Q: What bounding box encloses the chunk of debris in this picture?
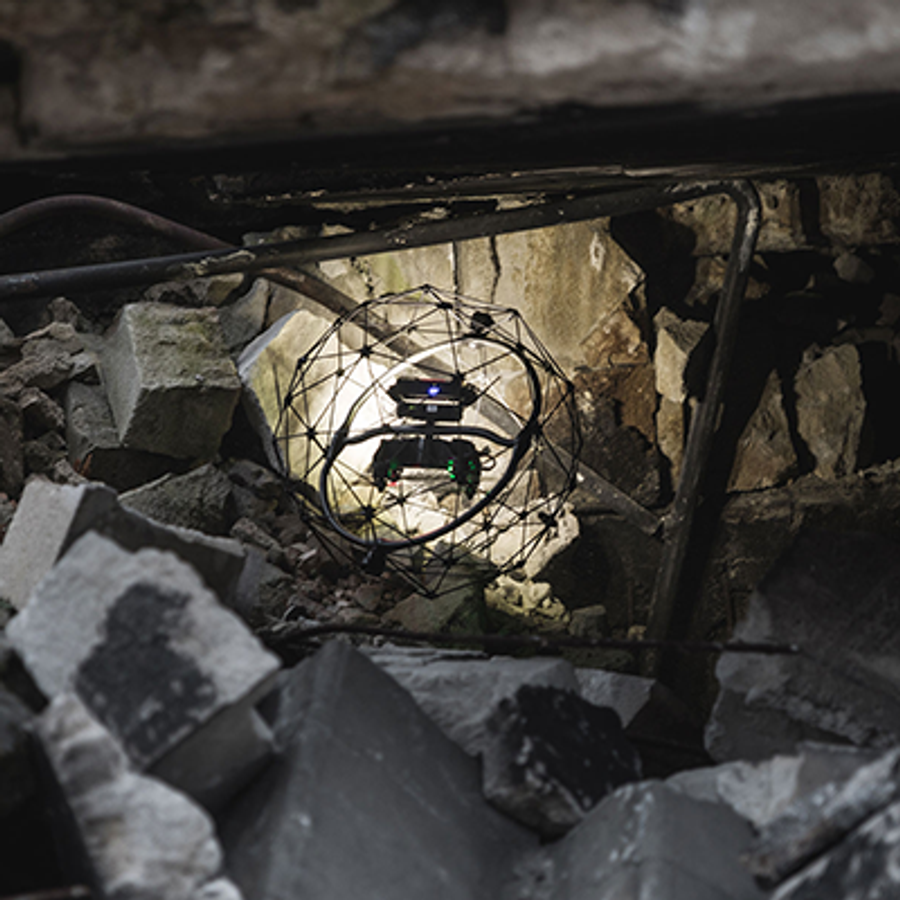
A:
[516,781,765,900]
[744,746,900,887]
[37,692,243,900]
[706,530,900,762]
[219,641,536,900]
[653,307,709,404]
[0,479,246,611]
[8,531,280,809]
[482,685,642,837]
[364,644,578,756]
[65,381,181,491]
[102,302,241,459]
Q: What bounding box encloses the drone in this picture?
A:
[273,286,581,596]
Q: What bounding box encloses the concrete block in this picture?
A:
[706,531,900,762]
[101,303,241,459]
[745,746,900,888]
[219,641,537,900]
[364,644,579,756]
[523,782,765,900]
[771,797,900,900]
[667,743,881,831]
[482,685,642,837]
[220,278,270,352]
[36,692,242,900]
[0,479,246,611]
[120,463,235,536]
[8,532,279,808]
[65,381,179,491]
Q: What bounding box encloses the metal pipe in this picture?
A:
[642,180,762,675]
[0,181,738,301]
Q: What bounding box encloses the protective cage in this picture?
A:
[274,285,582,598]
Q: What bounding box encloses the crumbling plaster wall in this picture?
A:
[1,0,900,155]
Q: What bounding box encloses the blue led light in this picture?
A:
[427,384,441,397]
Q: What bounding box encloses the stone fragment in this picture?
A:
[519,781,765,900]
[220,279,270,352]
[656,395,685,482]
[9,532,279,808]
[568,604,608,637]
[364,645,578,756]
[654,307,709,403]
[0,394,24,496]
[818,172,900,246]
[18,386,65,434]
[0,480,246,611]
[770,797,900,900]
[219,641,536,900]
[0,322,84,394]
[706,530,900,763]
[384,577,488,634]
[65,381,180,491]
[833,250,876,284]
[728,369,797,492]
[667,743,881,832]
[661,180,806,255]
[143,274,246,308]
[120,463,234,536]
[101,303,241,459]
[23,432,66,476]
[36,693,242,900]
[795,344,864,479]
[745,746,900,887]
[482,685,642,837]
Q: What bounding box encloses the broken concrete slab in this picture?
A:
[101,303,241,460]
[36,692,242,900]
[219,641,537,900]
[219,279,270,352]
[795,344,865,479]
[120,463,235,536]
[65,381,181,491]
[482,685,642,837]
[728,369,797,492]
[364,645,578,756]
[667,743,882,832]
[654,307,709,404]
[706,530,900,762]
[770,796,900,900]
[0,479,246,611]
[517,781,765,900]
[744,746,900,888]
[9,531,279,809]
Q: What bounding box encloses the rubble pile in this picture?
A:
[3,174,900,897]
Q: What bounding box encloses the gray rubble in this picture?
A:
[0,479,246,611]
[8,531,280,809]
[482,685,642,837]
[219,641,537,900]
[37,692,243,900]
[744,746,900,887]
[511,781,765,900]
[101,303,241,460]
[364,644,578,756]
[706,530,900,762]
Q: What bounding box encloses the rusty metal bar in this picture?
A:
[0,181,742,301]
[642,180,762,675]
[260,620,799,657]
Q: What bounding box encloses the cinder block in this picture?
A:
[0,479,245,611]
[219,641,536,900]
[8,532,280,809]
[102,303,241,459]
[37,692,243,900]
